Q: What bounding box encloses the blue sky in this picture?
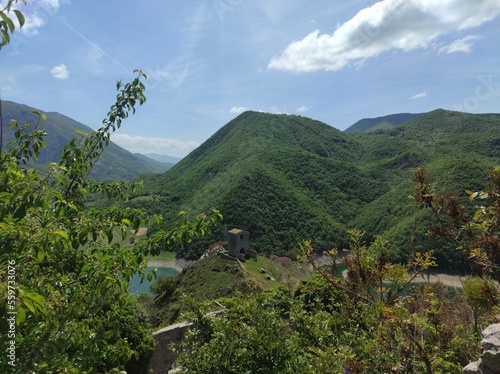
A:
[1,0,500,157]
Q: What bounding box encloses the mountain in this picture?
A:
[132,109,500,271]
[142,153,181,165]
[134,112,369,254]
[1,101,171,180]
[345,112,425,132]
[134,153,175,171]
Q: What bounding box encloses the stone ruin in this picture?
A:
[227,228,257,261]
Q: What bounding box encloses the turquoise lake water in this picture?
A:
[129,266,178,296]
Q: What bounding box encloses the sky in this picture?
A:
[1,0,500,158]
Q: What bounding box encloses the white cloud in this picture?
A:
[4,0,64,36]
[50,64,69,79]
[409,91,427,100]
[296,105,310,113]
[268,0,500,73]
[229,106,248,114]
[111,134,200,158]
[439,35,481,54]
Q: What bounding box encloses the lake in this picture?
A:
[129,266,178,296]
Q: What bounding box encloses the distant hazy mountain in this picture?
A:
[142,153,181,165]
[1,101,171,180]
[345,112,425,132]
[133,109,500,270]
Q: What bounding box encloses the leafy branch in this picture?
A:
[411,166,500,280]
[0,0,25,50]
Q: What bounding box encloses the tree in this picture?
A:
[411,166,500,281]
[0,5,221,371]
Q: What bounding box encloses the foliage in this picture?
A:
[177,231,487,374]
[462,276,500,331]
[149,255,256,327]
[176,161,500,372]
[0,0,24,50]
[150,275,177,297]
[177,297,304,374]
[0,67,221,371]
[412,166,500,280]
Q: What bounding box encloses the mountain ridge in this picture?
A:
[345,112,425,132]
[1,100,171,180]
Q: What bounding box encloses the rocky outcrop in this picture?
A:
[463,323,500,374]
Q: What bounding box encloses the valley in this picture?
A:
[3,97,500,373]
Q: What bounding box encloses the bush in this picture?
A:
[150,275,178,297]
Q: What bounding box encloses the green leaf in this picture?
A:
[0,11,15,32]
[15,306,26,326]
[147,270,154,282]
[106,228,113,243]
[36,250,45,262]
[1,29,10,45]
[13,9,25,28]
[54,230,69,240]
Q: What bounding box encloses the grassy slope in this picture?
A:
[150,254,312,328]
[150,255,251,326]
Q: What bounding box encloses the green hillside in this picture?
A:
[134,112,369,253]
[1,100,171,180]
[131,109,500,271]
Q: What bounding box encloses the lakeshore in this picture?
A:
[146,257,194,273]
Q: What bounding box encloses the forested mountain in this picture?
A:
[143,153,181,165]
[132,109,500,270]
[345,112,424,132]
[0,101,171,180]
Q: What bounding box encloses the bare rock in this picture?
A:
[463,323,500,374]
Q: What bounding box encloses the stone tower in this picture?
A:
[227,228,256,261]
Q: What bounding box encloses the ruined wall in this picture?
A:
[149,310,223,373]
[148,321,192,374]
